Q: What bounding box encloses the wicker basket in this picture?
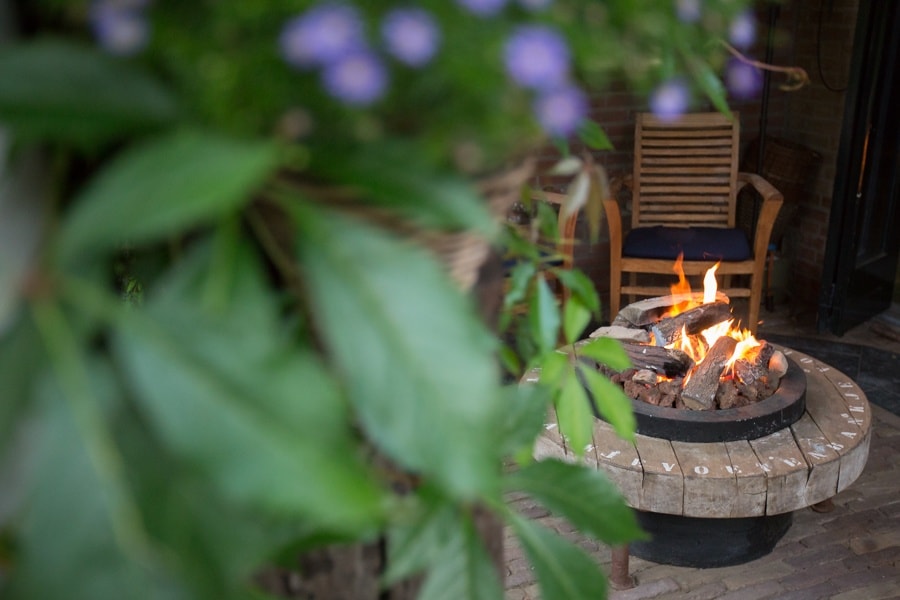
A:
[738,137,821,246]
[411,156,535,290]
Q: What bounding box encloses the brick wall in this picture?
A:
[536,0,859,323]
[758,0,858,316]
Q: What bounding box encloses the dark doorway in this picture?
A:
[818,0,900,335]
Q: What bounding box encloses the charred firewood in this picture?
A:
[620,342,694,378]
[612,292,729,328]
[651,302,733,345]
[682,336,738,410]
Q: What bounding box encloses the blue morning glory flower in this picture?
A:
[322,50,388,106]
[725,58,763,100]
[456,0,508,17]
[89,0,150,55]
[729,10,756,50]
[675,0,702,23]
[504,26,570,91]
[381,8,441,67]
[280,3,365,69]
[649,79,690,122]
[534,85,588,137]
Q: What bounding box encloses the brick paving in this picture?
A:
[504,404,900,599]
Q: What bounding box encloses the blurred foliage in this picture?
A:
[0,0,749,598]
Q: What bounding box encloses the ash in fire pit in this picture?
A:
[595,294,789,412]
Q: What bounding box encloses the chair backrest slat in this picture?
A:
[632,112,740,229]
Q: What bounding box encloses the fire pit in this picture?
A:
[528,259,871,578]
[586,260,806,443]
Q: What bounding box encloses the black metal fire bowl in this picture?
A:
[592,356,807,443]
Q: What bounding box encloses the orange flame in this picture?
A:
[663,260,761,380]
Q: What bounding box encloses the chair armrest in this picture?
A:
[737,172,782,203]
[737,172,784,260]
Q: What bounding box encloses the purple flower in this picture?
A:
[322,51,388,105]
[89,1,150,55]
[504,26,570,91]
[534,85,588,137]
[518,0,553,11]
[729,10,756,50]
[456,0,508,17]
[649,79,690,122]
[280,3,365,69]
[381,8,440,67]
[675,0,701,23]
[725,58,763,100]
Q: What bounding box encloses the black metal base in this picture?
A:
[630,510,793,568]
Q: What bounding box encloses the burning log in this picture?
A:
[651,301,733,345]
[732,341,776,386]
[588,325,651,344]
[620,342,694,378]
[612,292,729,328]
[681,336,738,410]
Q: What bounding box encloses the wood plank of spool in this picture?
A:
[748,428,810,515]
[590,419,643,508]
[633,434,683,515]
[808,357,871,492]
[651,301,733,345]
[533,408,576,464]
[789,413,840,506]
[724,440,768,517]
[671,441,737,518]
[681,335,738,410]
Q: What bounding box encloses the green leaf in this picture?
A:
[578,120,614,150]
[506,511,608,600]
[0,149,48,332]
[554,268,600,312]
[57,130,281,260]
[498,383,552,457]
[5,366,163,600]
[116,407,304,599]
[0,39,179,147]
[562,297,591,345]
[579,366,636,442]
[308,141,496,236]
[0,312,44,443]
[385,498,458,586]
[536,350,570,389]
[576,337,631,372]
[528,275,560,356]
[417,512,504,600]
[505,459,643,545]
[502,260,536,311]
[692,60,731,117]
[554,366,593,457]
[293,203,502,500]
[106,242,386,531]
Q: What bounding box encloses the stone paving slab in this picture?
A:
[504,404,900,599]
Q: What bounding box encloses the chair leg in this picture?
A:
[608,269,621,324]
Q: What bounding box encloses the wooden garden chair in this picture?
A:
[603,112,783,334]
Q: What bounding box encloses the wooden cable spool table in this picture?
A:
[529,345,872,586]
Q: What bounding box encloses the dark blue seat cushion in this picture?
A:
[622,226,751,261]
